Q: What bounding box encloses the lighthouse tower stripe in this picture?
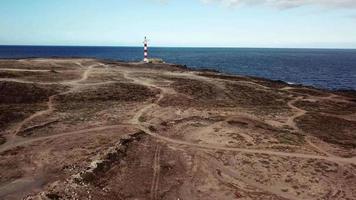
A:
[144,37,148,62]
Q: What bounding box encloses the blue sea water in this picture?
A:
[1,46,356,90]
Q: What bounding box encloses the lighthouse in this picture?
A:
[143,36,148,63]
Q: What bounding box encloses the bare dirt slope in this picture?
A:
[0,58,355,200]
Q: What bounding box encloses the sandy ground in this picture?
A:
[0,58,355,200]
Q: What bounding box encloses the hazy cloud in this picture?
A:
[200,0,356,9]
[148,0,169,4]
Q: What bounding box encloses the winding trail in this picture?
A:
[123,69,356,165]
[282,89,345,158]
[1,62,355,199]
[13,95,56,136]
[285,96,306,131]
[1,63,96,153]
[0,63,127,199]
[139,122,356,164]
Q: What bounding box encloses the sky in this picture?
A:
[0,0,356,48]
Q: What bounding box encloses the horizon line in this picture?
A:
[0,44,356,50]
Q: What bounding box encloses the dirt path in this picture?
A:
[123,68,356,165]
[1,63,96,153]
[0,125,126,194]
[150,145,162,200]
[140,123,356,164]
[205,155,300,200]
[14,95,56,136]
[0,78,61,85]
[0,68,51,72]
[17,63,94,132]
[0,63,125,154]
[0,62,118,199]
[0,125,129,154]
[305,136,336,157]
[0,123,131,199]
[284,95,341,158]
[66,63,96,84]
[317,93,353,103]
[1,95,57,155]
[2,61,355,199]
[285,96,306,131]
[281,86,354,104]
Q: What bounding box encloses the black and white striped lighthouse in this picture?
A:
[143,36,148,63]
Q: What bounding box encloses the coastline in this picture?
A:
[1,58,356,199]
[1,46,356,91]
[1,56,355,94]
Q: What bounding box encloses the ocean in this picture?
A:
[1,46,356,90]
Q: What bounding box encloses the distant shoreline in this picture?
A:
[1,45,356,50]
[1,46,355,91]
[2,58,356,199]
[1,57,355,95]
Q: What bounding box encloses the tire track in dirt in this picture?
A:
[139,123,356,164]
[305,136,335,157]
[150,145,161,200]
[204,155,300,200]
[124,69,356,165]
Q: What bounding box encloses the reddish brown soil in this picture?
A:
[296,113,356,149]
[294,99,356,115]
[0,81,64,104]
[57,82,158,103]
[0,103,48,131]
[0,58,355,200]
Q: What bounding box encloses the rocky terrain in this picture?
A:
[0,58,355,200]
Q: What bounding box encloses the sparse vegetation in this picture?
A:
[138,115,146,122]
[1,59,355,200]
[0,136,5,145]
[296,113,356,148]
[276,131,305,145]
[147,58,165,64]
